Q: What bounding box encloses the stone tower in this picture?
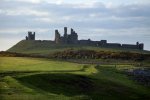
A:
[70,28,78,44]
[64,27,67,36]
[54,27,78,44]
[55,29,60,44]
[136,42,144,50]
[26,31,35,40]
[139,43,144,50]
[63,27,68,43]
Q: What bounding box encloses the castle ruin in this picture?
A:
[26,31,35,40]
[55,27,78,44]
[25,27,144,50]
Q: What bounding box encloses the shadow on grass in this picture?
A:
[14,73,150,100]
[16,73,94,96]
[0,68,84,77]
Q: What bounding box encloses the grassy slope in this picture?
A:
[7,40,150,54]
[0,57,150,100]
[0,57,83,72]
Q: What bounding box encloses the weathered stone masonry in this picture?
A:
[25,27,144,50]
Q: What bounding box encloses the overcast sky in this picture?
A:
[0,0,150,50]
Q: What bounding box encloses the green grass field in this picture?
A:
[0,57,150,100]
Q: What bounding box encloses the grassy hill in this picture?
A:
[0,57,150,100]
[7,40,150,55]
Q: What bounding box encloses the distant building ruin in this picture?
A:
[25,27,144,50]
[55,27,78,44]
[25,31,35,40]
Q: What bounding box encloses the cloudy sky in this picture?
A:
[0,0,150,50]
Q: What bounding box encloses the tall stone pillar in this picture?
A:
[64,27,67,35]
[71,28,74,34]
[55,30,60,43]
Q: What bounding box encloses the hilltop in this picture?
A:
[7,27,149,55]
[7,27,150,55]
[8,40,150,55]
[24,27,144,50]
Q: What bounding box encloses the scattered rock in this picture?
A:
[125,68,150,86]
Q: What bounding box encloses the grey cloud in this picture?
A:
[0,1,150,30]
[0,0,150,50]
[113,4,150,18]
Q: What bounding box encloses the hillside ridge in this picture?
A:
[8,40,150,54]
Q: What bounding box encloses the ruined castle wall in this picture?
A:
[78,40,91,45]
[139,44,144,50]
[67,32,78,44]
[25,32,35,40]
[51,27,144,50]
[104,43,121,47]
[122,44,138,49]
